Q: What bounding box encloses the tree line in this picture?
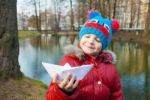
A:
[18,0,150,36]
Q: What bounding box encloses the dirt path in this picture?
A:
[0,77,47,100]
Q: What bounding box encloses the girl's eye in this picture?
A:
[95,38,101,43]
[104,24,110,32]
[85,35,90,38]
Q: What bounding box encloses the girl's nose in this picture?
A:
[88,37,95,44]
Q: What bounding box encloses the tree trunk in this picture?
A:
[89,0,92,9]
[33,0,39,31]
[38,0,41,31]
[143,0,150,36]
[70,0,74,31]
[129,0,134,28]
[45,0,48,30]
[108,0,111,18]
[136,0,141,28]
[113,0,117,18]
[0,0,22,79]
[53,0,61,32]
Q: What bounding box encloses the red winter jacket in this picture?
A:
[46,49,123,100]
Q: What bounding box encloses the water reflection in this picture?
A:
[110,42,150,100]
[19,35,150,100]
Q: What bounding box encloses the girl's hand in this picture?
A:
[52,73,79,93]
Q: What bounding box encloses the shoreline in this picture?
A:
[112,32,150,45]
[18,30,150,45]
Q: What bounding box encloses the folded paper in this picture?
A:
[42,62,93,81]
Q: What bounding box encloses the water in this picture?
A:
[19,34,150,100]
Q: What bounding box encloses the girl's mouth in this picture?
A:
[85,45,94,49]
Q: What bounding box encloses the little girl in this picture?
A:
[46,10,123,100]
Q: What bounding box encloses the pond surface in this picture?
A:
[19,34,150,100]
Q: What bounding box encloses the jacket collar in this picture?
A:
[64,45,117,64]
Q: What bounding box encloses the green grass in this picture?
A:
[18,75,48,89]
[33,79,48,89]
[18,30,41,38]
[57,31,78,35]
[18,30,79,38]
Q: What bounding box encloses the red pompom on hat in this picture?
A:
[112,19,120,31]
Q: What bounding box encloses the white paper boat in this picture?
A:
[42,62,93,81]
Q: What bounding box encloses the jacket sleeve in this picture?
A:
[110,65,124,100]
[46,83,70,100]
[46,55,80,100]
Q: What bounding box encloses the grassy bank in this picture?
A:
[0,77,48,100]
[18,30,78,38]
[18,30,150,45]
[55,31,78,36]
[18,30,41,38]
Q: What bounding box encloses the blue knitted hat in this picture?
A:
[79,10,119,50]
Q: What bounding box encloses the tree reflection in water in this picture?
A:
[110,42,150,100]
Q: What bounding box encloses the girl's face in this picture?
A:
[79,34,102,56]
